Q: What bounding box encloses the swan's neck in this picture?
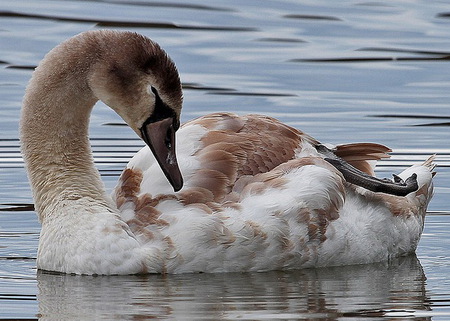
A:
[20,41,110,222]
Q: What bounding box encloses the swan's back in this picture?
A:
[114,113,434,273]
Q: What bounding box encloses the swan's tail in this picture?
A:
[397,155,436,201]
[422,154,437,175]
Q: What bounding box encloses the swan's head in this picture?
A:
[87,31,183,191]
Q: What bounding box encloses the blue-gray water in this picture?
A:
[1,0,450,319]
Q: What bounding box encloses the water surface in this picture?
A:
[1,0,449,319]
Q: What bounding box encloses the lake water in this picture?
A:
[1,0,450,319]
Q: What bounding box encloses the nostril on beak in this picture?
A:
[165,126,173,149]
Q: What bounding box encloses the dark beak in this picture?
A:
[140,117,183,192]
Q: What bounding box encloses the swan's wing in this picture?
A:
[334,142,391,176]
[113,112,325,226]
[114,113,393,213]
[120,112,317,197]
[112,113,435,272]
[188,112,317,175]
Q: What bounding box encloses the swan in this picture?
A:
[20,30,435,275]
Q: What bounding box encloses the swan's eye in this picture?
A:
[173,118,180,131]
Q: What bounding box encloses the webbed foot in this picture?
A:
[316,144,418,196]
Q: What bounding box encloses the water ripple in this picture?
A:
[99,0,235,12]
[283,14,342,21]
[290,56,450,63]
[0,10,256,31]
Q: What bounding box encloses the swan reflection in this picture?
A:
[37,255,431,320]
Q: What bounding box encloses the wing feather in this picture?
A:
[334,143,391,176]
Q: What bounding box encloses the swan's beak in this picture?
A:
[140,117,183,192]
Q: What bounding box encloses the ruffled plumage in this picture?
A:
[114,112,435,273]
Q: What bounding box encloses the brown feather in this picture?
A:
[334,143,391,175]
[186,169,230,200]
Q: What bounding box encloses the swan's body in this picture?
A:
[20,30,435,275]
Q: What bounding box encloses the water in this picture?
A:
[1,0,450,319]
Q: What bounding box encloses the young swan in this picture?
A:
[21,30,435,275]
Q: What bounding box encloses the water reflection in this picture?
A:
[37,255,430,320]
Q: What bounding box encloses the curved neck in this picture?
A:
[20,40,109,222]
